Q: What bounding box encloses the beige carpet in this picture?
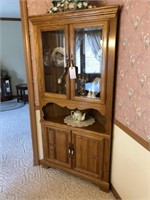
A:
[0,104,115,200]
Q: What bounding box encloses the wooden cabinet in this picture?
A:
[0,77,13,102]
[42,122,110,190]
[43,125,72,168]
[72,131,105,179]
[29,5,119,192]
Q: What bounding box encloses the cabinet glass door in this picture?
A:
[41,28,68,96]
[70,22,108,104]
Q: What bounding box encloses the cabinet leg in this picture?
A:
[16,89,19,102]
[42,164,50,169]
[22,89,26,104]
[40,159,50,169]
[99,185,110,193]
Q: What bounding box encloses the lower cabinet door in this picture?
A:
[72,131,104,179]
[43,125,72,168]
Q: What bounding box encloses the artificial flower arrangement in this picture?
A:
[47,0,96,14]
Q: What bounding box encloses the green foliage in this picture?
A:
[47,0,95,14]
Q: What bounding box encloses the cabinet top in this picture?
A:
[29,5,119,25]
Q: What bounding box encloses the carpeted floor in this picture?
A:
[0,104,115,200]
[0,98,25,112]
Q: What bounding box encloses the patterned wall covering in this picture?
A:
[27,0,150,142]
[113,0,150,142]
[27,0,51,16]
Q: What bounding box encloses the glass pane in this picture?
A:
[42,30,66,94]
[74,27,102,99]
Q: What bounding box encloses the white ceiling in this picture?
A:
[0,0,20,18]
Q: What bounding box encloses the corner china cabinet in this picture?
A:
[29,5,119,192]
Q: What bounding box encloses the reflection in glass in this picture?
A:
[42,30,66,94]
[74,27,102,99]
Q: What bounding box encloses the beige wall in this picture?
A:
[1,21,26,95]
[111,125,150,200]
[36,110,43,160]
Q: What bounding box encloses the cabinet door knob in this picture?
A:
[68,149,71,154]
[71,150,74,155]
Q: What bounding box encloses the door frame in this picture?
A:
[20,0,39,165]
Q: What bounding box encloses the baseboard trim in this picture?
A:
[0,17,21,21]
[110,183,122,200]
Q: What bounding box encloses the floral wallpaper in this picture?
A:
[27,0,150,142]
[27,0,51,16]
[113,0,150,141]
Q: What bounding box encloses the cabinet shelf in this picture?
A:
[41,116,107,135]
